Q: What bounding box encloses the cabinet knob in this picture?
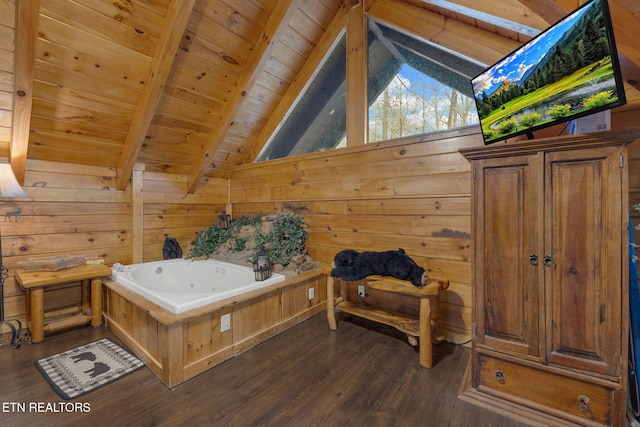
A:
[543,255,554,266]
[577,395,590,412]
[529,254,538,266]
[495,370,505,384]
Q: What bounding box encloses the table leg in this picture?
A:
[24,289,32,327]
[30,288,44,343]
[81,278,90,314]
[91,278,103,327]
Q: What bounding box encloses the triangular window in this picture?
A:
[258,33,347,161]
[258,19,483,161]
[367,20,481,142]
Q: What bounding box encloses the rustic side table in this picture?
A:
[16,264,112,343]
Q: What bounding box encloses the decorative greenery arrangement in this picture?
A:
[188,212,309,266]
[188,225,229,259]
[256,213,308,265]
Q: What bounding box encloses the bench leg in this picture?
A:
[419,296,433,368]
[326,276,337,330]
[29,288,45,343]
[430,293,444,344]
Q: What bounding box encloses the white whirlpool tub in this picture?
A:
[104,258,325,387]
[110,259,285,314]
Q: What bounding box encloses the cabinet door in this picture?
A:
[473,154,544,358]
[545,147,625,377]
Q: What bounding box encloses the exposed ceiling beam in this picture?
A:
[346,0,367,147]
[242,3,349,163]
[432,0,552,30]
[115,0,197,190]
[518,0,640,92]
[11,0,40,184]
[366,0,522,66]
[186,0,301,193]
[419,0,542,37]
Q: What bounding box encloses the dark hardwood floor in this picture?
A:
[0,314,528,427]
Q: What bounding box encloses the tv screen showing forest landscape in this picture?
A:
[472,0,626,145]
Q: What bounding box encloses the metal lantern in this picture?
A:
[218,210,231,229]
[253,246,271,281]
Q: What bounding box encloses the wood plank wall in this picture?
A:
[140,172,226,262]
[2,159,129,328]
[231,127,482,344]
[1,121,638,341]
[0,160,225,331]
[0,0,15,158]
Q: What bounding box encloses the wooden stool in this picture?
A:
[16,264,112,343]
[324,266,449,368]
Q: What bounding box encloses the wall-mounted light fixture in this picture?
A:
[0,162,29,348]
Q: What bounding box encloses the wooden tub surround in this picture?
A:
[104,268,326,388]
[325,267,449,368]
[16,264,112,343]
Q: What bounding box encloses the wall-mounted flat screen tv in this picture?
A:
[471,0,626,145]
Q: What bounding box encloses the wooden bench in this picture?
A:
[324,266,449,368]
[16,264,112,343]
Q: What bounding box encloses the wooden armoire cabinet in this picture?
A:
[459,130,639,426]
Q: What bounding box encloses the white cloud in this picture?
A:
[514,62,534,81]
[473,74,494,95]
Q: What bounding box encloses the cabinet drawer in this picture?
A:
[477,353,618,425]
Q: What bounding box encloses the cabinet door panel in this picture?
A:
[545,147,624,377]
[474,155,543,358]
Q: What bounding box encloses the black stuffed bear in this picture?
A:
[162,237,183,260]
[330,248,428,287]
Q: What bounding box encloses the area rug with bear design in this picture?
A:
[35,338,144,400]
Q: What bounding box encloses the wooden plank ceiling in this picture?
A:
[8,0,640,192]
